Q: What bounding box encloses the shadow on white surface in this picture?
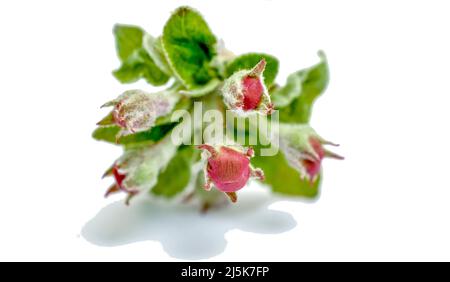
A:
[81,190,297,260]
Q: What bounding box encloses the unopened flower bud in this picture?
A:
[222,59,273,115]
[278,124,343,183]
[102,136,177,204]
[198,144,264,203]
[100,89,178,138]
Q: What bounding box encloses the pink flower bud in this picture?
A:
[279,124,343,183]
[112,164,126,189]
[198,144,264,202]
[222,59,273,115]
[301,137,326,181]
[103,163,139,205]
[101,90,178,138]
[242,76,263,110]
[101,136,178,205]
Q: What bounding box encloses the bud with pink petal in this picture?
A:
[278,124,343,183]
[222,59,273,115]
[103,136,177,204]
[198,144,264,202]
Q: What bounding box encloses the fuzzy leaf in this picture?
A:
[92,123,176,146]
[226,53,279,87]
[278,51,329,123]
[178,78,220,97]
[112,136,178,198]
[271,73,303,108]
[162,6,217,88]
[151,146,197,197]
[143,34,172,75]
[113,48,170,86]
[114,24,144,61]
[251,151,320,198]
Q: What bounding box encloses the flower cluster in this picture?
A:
[92,6,343,209]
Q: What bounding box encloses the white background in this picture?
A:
[1,0,450,261]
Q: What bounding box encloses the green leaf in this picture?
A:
[251,151,320,198]
[92,122,176,146]
[178,78,220,97]
[271,72,302,108]
[112,24,170,86]
[278,51,329,123]
[162,6,217,88]
[143,34,172,75]
[113,24,144,61]
[113,48,170,86]
[151,146,197,197]
[96,112,115,126]
[226,53,279,87]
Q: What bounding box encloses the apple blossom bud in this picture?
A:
[102,136,177,205]
[198,144,264,202]
[278,124,343,183]
[101,89,178,138]
[222,59,273,115]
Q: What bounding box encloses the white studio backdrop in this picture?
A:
[0,0,449,261]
